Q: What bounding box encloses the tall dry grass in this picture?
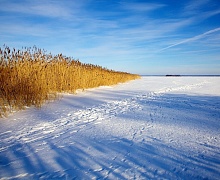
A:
[0,45,140,117]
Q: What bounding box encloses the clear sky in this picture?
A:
[0,0,220,75]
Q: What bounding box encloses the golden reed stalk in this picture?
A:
[0,46,140,117]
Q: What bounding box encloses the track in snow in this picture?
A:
[0,77,220,179]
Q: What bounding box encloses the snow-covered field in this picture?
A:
[0,76,220,180]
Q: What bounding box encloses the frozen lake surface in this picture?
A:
[0,76,220,179]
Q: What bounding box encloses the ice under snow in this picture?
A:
[0,76,220,179]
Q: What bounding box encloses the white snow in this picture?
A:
[0,76,220,179]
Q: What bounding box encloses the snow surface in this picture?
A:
[0,76,220,180]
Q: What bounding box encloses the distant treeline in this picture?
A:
[165,75,181,77]
[142,75,220,77]
[0,45,140,117]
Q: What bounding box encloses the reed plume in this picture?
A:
[0,46,140,117]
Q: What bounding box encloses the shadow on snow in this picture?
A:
[0,93,220,179]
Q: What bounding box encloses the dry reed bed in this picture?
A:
[0,46,140,117]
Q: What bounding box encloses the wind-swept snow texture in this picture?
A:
[0,77,220,180]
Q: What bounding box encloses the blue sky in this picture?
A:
[0,0,220,75]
